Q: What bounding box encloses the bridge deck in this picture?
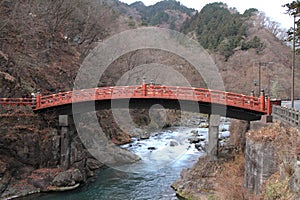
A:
[0,84,271,120]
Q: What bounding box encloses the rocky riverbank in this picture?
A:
[172,121,300,199]
[171,148,241,199]
[0,109,106,199]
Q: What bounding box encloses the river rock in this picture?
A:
[128,128,144,137]
[195,143,207,152]
[188,137,200,144]
[169,141,178,147]
[199,122,209,128]
[52,168,83,187]
[190,130,198,136]
[86,158,104,170]
[220,127,227,132]
[89,144,141,166]
[140,132,150,140]
[148,147,157,150]
[199,136,206,142]
[52,171,73,187]
[71,169,84,182]
[28,177,50,191]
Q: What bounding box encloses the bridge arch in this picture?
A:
[33,84,270,121]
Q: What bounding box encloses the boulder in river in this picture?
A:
[86,158,104,171]
[52,168,83,187]
[190,130,198,136]
[199,122,209,128]
[169,141,179,147]
[195,143,207,152]
[140,132,150,140]
[188,137,200,144]
[148,147,157,151]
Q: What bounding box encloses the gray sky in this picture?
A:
[119,0,292,29]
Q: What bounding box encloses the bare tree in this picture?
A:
[251,11,288,41]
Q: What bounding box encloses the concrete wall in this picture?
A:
[272,105,300,127]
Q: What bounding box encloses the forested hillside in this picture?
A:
[181,3,264,60]
[179,2,295,98]
[129,0,195,29]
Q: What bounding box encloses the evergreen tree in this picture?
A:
[285,1,300,53]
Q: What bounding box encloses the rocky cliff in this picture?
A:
[172,121,300,199]
[245,123,300,199]
[0,107,106,198]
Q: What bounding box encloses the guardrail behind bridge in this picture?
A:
[272,105,300,127]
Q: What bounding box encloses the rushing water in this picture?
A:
[23,125,230,200]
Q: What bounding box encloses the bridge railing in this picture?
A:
[272,105,300,127]
[0,98,34,107]
[0,84,270,115]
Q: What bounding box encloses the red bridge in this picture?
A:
[0,83,273,121]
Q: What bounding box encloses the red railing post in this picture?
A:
[267,97,271,115]
[241,95,245,107]
[142,79,147,96]
[260,90,265,111]
[35,92,41,109]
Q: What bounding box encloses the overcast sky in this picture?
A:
[119,0,293,29]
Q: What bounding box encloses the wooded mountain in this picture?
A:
[181,3,264,60]
[128,0,195,29]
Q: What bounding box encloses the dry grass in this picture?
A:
[215,152,261,200]
[262,172,296,200]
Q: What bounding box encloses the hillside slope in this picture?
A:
[0,0,141,97]
[181,2,296,98]
[216,27,294,98]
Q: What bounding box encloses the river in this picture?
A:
[21,124,230,200]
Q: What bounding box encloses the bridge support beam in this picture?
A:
[59,115,73,169]
[208,114,220,161]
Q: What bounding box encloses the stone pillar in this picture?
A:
[208,114,220,161]
[59,115,72,169]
